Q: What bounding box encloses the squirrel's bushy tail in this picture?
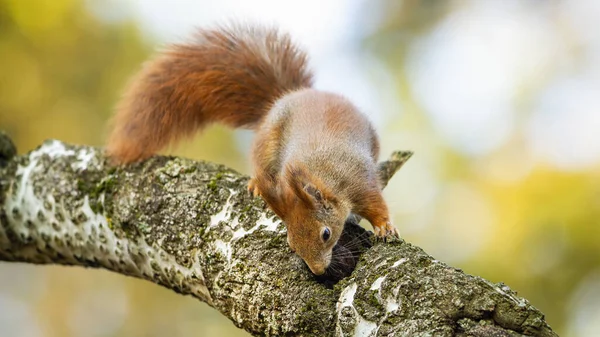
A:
[107,23,313,163]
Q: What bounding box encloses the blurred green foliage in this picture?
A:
[0,0,148,150]
[367,1,600,336]
[0,0,248,336]
[0,0,246,172]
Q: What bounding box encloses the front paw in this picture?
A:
[373,220,400,242]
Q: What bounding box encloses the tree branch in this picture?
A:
[0,133,556,337]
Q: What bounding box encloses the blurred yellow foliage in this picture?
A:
[480,167,600,326]
[0,0,148,152]
[370,2,600,336]
[6,0,75,37]
[0,0,248,336]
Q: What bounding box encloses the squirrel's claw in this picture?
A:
[373,221,400,242]
[248,178,269,210]
[247,178,261,198]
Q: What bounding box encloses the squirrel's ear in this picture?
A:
[304,183,337,211]
[285,163,337,210]
[286,164,316,208]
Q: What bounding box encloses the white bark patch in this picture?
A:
[338,283,357,310]
[209,191,282,239]
[370,275,400,313]
[232,213,282,240]
[213,239,232,263]
[206,189,284,297]
[339,276,401,336]
[336,282,378,337]
[391,257,408,268]
[370,276,386,291]
[73,148,98,171]
[2,141,213,303]
[355,320,378,337]
[37,140,76,159]
[209,192,236,229]
[385,296,399,313]
[370,276,386,309]
[385,286,401,313]
[373,259,389,270]
[488,280,527,307]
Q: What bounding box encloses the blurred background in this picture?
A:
[1,0,599,336]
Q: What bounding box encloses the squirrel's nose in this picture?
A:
[309,263,326,275]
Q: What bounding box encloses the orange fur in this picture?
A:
[106,23,397,275]
[107,23,312,163]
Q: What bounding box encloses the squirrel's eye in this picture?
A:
[322,227,331,242]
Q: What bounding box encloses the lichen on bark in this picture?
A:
[0,134,557,337]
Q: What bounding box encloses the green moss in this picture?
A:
[75,170,117,216]
[184,165,197,174]
[119,220,144,240]
[367,290,381,308]
[94,175,117,197]
[76,179,86,192]
[295,291,336,335]
[89,200,104,214]
[207,179,218,191]
[138,222,151,235]
[266,234,287,249]
[275,278,284,288]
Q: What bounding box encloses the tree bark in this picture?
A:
[0,132,557,337]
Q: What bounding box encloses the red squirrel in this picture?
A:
[106,23,398,275]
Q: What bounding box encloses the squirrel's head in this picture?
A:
[281,164,350,275]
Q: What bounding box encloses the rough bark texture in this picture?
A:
[0,133,557,337]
